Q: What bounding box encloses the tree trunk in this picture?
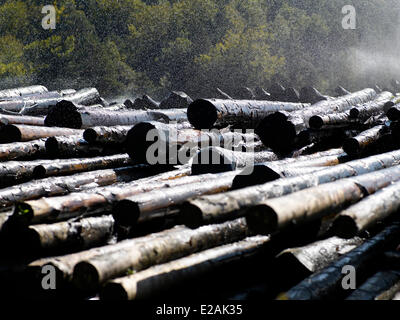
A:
[187,98,310,129]
[245,166,400,235]
[0,124,83,143]
[331,179,400,238]
[279,223,400,300]
[179,149,400,228]
[0,139,47,161]
[256,88,377,153]
[100,236,269,300]
[0,114,45,126]
[72,218,250,292]
[32,154,132,179]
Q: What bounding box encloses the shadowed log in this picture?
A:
[159,91,193,109]
[299,87,328,104]
[72,218,250,292]
[349,91,393,119]
[100,236,270,300]
[343,125,390,156]
[279,223,400,300]
[0,114,45,126]
[179,149,400,228]
[0,139,47,161]
[331,179,400,238]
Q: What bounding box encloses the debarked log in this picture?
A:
[32,154,132,179]
[0,139,47,161]
[348,91,393,119]
[308,111,353,130]
[0,85,48,99]
[245,166,400,235]
[178,149,400,228]
[45,102,170,129]
[72,218,250,292]
[100,235,270,300]
[279,223,400,300]
[187,99,310,129]
[0,124,83,143]
[256,88,377,153]
[331,179,400,238]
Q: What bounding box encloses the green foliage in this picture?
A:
[0,0,398,97]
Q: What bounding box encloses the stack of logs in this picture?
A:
[0,84,400,301]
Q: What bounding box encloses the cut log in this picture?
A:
[0,85,48,99]
[0,139,47,161]
[72,218,250,291]
[0,124,83,143]
[245,165,400,235]
[100,236,270,300]
[309,111,353,130]
[83,126,132,146]
[331,179,400,238]
[127,122,260,165]
[279,223,400,300]
[349,91,393,118]
[343,125,390,156]
[346,270,400,300]
[21,215,115,253]
[256,88,377,153]
[0,114,45,126]
[159,91,193,109]
[45,101,169,129]
[179,149,400,228]
[190,147,278,175]
[32,154,132,179]
[112,171,238,228]
[6,166,155,212]
[15,171,236,227]
[187,98,310,130]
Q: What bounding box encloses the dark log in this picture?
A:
[386,104,400,121]
[21,215,115,253]
[100,236,269,300]
[245,165,400,235]
[0,124,83,143]
[112,171,237,228]
[256,88,377,153]
[283,87,300,103]
[159,91,193,109]
[83,126,132,146]
[267,83,286,101]
[187,98,310,130]
[280,222,400,300]
[127,122,260,165]
[0,139,47,161]
[309,111,353,129]
[253,87,271,100]
[0,114,45,126]
[299,87,328,104]
[331,179,400,238]
[190,147,278,175]
[33,154,132,179]
[45,101,169,129]
[343,125,390,156]
[179,149,400,228]
[335,86,351,96]
[72,218,250,292]
[0,85,48,99]
[7,166,154,213]
[131,95,160,110]
[346,270,400,300]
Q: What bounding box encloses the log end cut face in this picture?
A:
[126,122,157,163]
[187,99,218,129]
[246,205,278,235]
[308,116,324,130]
[44,100,83,129]
[0,124,22,143]
[330,215,359,239]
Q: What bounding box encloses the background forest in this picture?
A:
[0,0,399,99]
